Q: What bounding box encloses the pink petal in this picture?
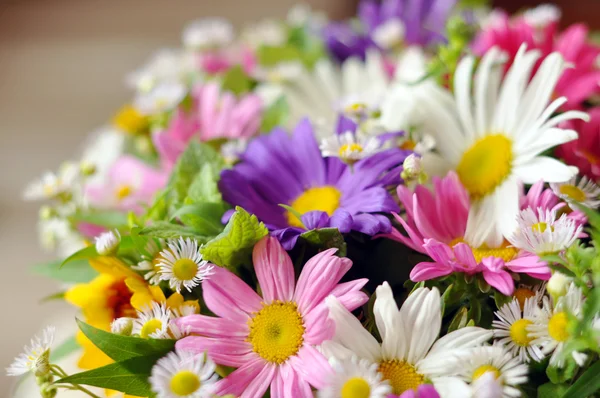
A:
[302,303,335,345]
[328,279,369,311]
[253,236,295,303]
[506,255,551,280]
[214,357,265,397]
[275,363,314,398]
[410,261,452,282]
[483,270,514,295]
[288,344,333,390]
[240,362,277,398]
[174,314,248,338]
[175,336,255,367]
[202,267,262,322]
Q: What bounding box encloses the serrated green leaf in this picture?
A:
[187,163,222,203]
[77,320,175,362]
[138,221,210,241]
[71,211,128,229]
[51,336,79,362]
[200,207,268,269]
[171,202,227,236]
[32,259,97,283]
[563,360,600,398]
[56,355,159,396]
[299,227,347,257]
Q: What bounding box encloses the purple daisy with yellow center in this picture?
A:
[218,119,409,249]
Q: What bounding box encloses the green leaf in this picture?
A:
[440,284,454,316]
[546,358,578,384]
[32,259,97,283]
[537,382,569,398]
[77,320,175,362]
[201,207,268,269]
[71,211,128,229]
[447,307,469,333]
[562,360,600,398]
[56,355,159,396]
[171,202,227,236]
[51,336,79,362]
[257,45,301,66]
[40,291,66,303]
[138,221,210,241]
[61,245,98,268]
[221,65,253,95]
[494,290,513,309]
[299,228,347,257]
[260,96,289,133]
[187,163,222,203]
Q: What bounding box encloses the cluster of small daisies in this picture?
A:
[11,1,600,398]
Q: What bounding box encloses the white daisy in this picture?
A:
[322,283,492,397]
[528,283,586,367]
[509,207,581,255]
[320,131,382,163]
[182,18,234,50]
[126,49,196,94]
[551,176,600,209]
[95,229,121,256]
[133,302,173,339]
[132,239,165,285]
[24,162,80,201]
[457,345,528,398]
[471,372,505,398]
[150,349,218,398]
[7,326,55,376]
[416,45,587,247]
[157,237,213,293]
[492,298,544,363]
[134,81,187,115]
[318,356,392,398]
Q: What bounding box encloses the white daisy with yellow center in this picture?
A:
[6,326,55,377]
[133,302,173,339]
[457,345,528,398]
[318,356,392,398]
[132,238,165,285]
[551,176,600,209]
[24,163,80,202]
[528,283,586,367]
[323,283,492,397]
[157,237,214,293]
[149,349,218,398]
[509,207,581,255]
[416,44,588,247]
[492,298,544,363]
[320,131,382,163]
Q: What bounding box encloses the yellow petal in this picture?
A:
[90,257,141,280]
[150,285,166,302]
[65,274,115,308]
[183,299,200,314]
[166,292,184,309]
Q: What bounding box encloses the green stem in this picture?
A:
[51,366,102,398]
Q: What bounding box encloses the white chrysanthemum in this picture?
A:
[551,176,600,209]
[372,18,405,50]
[509,208,581,255]
[126,49,195,94]
[182,18,234,50]
[522,4,561,29]
[320,131,382,163]
[150,349,218,398]
[132,239,165,285]
[134,81,187,115]
[322,283,492,397]
[111,317,134,336]
[457,345,528,398]
[24,162,80,201]
[7,326,55,376]
[492,298,544,363]
[416,45,587,247]
[528,283,586,367]
[133,302,173,339]
[95,229,121,255]
[318,356,392,398]
[157,237,213,293]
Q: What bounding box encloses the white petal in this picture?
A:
[432,376,473,398]
[474,47,504,136]
[513,156,579,183]
[453,56,477,142]
[374,282,404,360]
[400,287,442,364]
[428,327,493,355]
[465,195,499,248]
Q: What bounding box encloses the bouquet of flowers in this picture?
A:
[10,1,600,397]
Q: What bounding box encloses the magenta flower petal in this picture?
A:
[173,314,248,338]
[213,357,266,397]
[410,261,453,281]
[202,267,262,321]
[175,336,255,367]
[482,269,514,296]
[238,362,277,398]
[252,236,295,303]
[288,345,334,390]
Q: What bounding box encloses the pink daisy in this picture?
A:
[557,107,600,182]
[153,82,263,168]
[384,172,550,295]
[174,236,368,398]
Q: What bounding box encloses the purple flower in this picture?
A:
[323,22,376,62]
[219,119,409,249]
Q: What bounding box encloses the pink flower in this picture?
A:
[198,46,257,75]
[384,172,549,295]
[174,237,368,398]
[85,155,167,213]
[473,12,600,110]
[393,384,440,398]
[153,82,263,168]
[557,107,600,182]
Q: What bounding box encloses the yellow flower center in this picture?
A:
[173,259,198,281]
[559,184,586,203]
[473,365,500,380]
[339,143,364,157]
[400,139,417,151]
[247,301,305,364]
[456,134,513,200]
[341,377,371,398]
[115,185,133,201]
[532,222,554,233]
[451,238,518,263]
[345,103,367,114]
[510,319,534,347]
[548,311,569,342]
[113,104,148,135]
[140,318,163,339]
[170,370,201,396]
[286,186,342,228]
[378,360,424,395]
[513,288,536,311]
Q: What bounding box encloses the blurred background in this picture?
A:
[0,0,597,396]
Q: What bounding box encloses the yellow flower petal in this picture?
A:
[90,257,142,280]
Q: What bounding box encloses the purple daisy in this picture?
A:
[218,119,409,249]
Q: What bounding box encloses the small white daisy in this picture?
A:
[150,349,219,398]
[471,372,505,398]
[134,81,187,115]
[24,162,80,201]
[318,356,391,398]
[492,298,544,363]
[133,302,173,339]
[551,176,600,209]
[7,326,55,376]
[182,18,234,50]
[509,207,581,255]
[132,239,165,285]
[528,283,586,367]
[95,229,121,256]
[372,18,405,50]
[320,131,382,163]
[157,237,214,293]
[111,317,134,336]
[126,49,195,94]
[457,345,528,398]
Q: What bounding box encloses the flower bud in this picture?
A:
[547,272,571,300]
[79,161,97,176]
[95,229,121,256]
[111,317,134,336]
[33,350,51,377]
